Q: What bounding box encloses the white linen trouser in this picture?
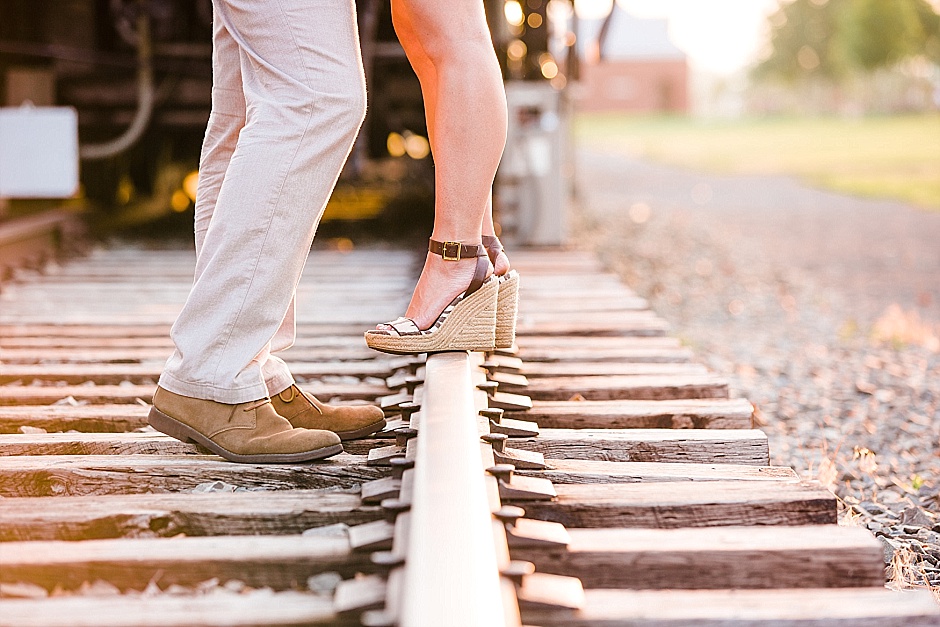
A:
[158,0,367,403]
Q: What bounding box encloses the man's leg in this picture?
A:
[160,0,367,404]
[192,4,244,258]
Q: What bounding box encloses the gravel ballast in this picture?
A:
[574,148,940,595]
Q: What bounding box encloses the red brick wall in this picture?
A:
[577,59,689,113]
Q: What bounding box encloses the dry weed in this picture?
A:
[872,304,940,352]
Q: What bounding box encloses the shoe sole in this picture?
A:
[495,271,519,349]
[335,418,387,441]
[364,277,499,355]
[148,407,344,464]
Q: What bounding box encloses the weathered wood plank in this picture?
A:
[0,535,373,591]
[523,588,940,626]
[0,361,394,384]
[0,346,376,364]
[0,591,347,627]
[512,429,769,465]
[0,431,789,485]
[0,432,389,457]
[0,428,767,466]
[524,375,729,401]
[512,399,754,429]
[514,481,836,528]
[0,382,389,405]
[516,460,798,484]
[518,298,648,313]
[0,454,386,497]
[0,490,382,541]
[518,336,681,349]
[0,405,149,434]
[519,362,708,378]
[512,525,884,589]
[0,432,202,456]
[515,319,668,338]
[516,346,693,364]
[0,399,753,440]
[516,311,662,325]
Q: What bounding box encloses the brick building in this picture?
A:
[577,7,689,113]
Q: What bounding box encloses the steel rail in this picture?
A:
[396,351,520,627]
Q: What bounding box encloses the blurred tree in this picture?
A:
[843,0,926,69]
[756,0,851,82]
[912,0,940,63]
[756,0,940,82]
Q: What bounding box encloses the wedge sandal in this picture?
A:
[365,239,499,355]
[482,235,520,349]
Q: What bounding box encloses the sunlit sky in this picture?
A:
[579,0,940,75]
[576,0,781,74]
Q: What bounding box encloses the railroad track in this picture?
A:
[0,243,938,626]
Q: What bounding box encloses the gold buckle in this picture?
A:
[441,241,461,261]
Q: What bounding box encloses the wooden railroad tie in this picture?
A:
[0,245,936,626]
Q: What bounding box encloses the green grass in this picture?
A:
[575,113,940,210]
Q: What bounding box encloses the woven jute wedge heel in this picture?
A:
[495,270,519,348]
[482,236,520,349]
[365,240,498,355]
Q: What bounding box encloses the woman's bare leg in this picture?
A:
[392,3,511,277]
[387,0,507,330]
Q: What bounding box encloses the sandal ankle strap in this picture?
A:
[428,239,486,261]
[428,238,490,297]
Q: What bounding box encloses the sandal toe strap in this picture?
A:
[385,317,423,336]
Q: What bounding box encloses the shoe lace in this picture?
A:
[243,398,271,412]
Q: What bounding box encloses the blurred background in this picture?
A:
[2,0,936,239]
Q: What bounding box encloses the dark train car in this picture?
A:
[0,0,571,235]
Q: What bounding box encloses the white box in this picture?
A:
[0,105,79,198]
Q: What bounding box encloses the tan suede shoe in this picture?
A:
[271,384,386,440]
[149,386,342,463]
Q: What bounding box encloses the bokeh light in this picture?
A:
[387,132,407,158]
[404,133,431,160]
[504,0,525,26]
[170,189,190,212]
[182,170,199,202]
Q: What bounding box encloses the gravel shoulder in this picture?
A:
[574,148,940,595]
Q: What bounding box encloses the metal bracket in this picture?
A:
[490,418,540,438]
[507,518,571,548]
[493,505,570,548]
[372,417,409,438]
[488,391,533,412]
[481,355,524,374]
[490,344,519,357]
[498,474,557,501]
[366,444,404,466]
[487,464,556,501]
[348,519,395,552]
[361,476,402,504]
[482,433,547,469]
[482,407,539,438]
[488,371,529,392]
[333,574,387,615]
[379,390,413,412]
[516,572,585,611]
